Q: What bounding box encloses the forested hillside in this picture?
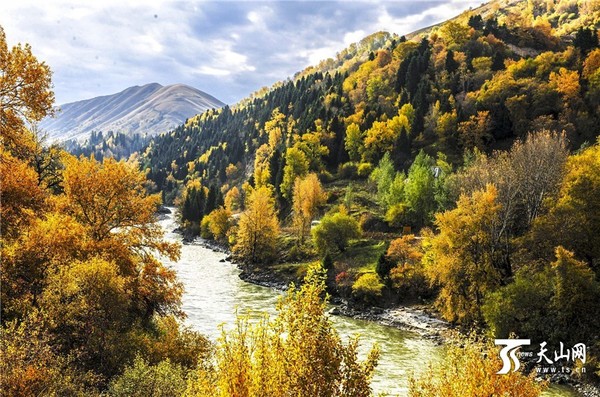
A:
[143,0,600,212]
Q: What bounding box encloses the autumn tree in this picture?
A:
[234,186,280,263]
[253,143,272,188]
[281,146,309,199]
[0,147,47,238]
[509,130,568,227]
[450,131,568,273]
[1,28,209,394]
[0,28,55,239]
[344,123,363,162]
[386,235,427,298]
[61,156,165,244]
[1,314,101,397]
[202,207,232,242]
[292,173,326,244]
[549,67,580,107]
[294,123,330,171]
[457,110,492,151]
[39,257,132,376]
[439,21,471,49]
[265,108,287,150]
[224,186,241,213]
[0,26,54,157]
[424,185,503,324]
[363,107,411,161]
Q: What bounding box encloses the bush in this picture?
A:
[389,264,429,300]
[108,357,187,397]
[200,216,212,239]
[184,264,379,396]
[337,162,358,179]
[409,339,545,397]
[312,209,361,255]
[318,170,335,183]
[357,162,374,177]
[352,273,384,304]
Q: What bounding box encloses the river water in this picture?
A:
[159,211,577,396]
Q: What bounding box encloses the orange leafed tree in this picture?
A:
[0,26,54,157]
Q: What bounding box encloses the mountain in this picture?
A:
[141,0,600,210]
[40,83,224,141]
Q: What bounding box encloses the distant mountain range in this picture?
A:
[40,83,224,141]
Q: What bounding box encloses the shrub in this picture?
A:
[409,339,545,397]
[108,357,187,397]
[200,216,212,239]
[184,264,379,396]
[337,162,358,179]
[312,209,361,255]
[352,273,384,304]
[357,162,374,177]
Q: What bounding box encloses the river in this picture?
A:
[159,210,577,396]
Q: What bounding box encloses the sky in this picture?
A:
[1,1,482,105]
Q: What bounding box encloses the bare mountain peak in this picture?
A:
[40,83,224,142]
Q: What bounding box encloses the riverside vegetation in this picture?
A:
[2,0,600,395]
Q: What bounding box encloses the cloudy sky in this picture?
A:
[1,1,481,105]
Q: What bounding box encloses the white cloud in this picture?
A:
[372,1,482,35]
[344,30,367,46]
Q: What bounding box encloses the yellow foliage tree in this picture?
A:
[224,186,242,213]
[292,173,326,244]
[525,140,600,269]
[281,146,309,199]
[207,207,232,242]
[234,186,280,263]
[253,143,272,188]
[424,185,503,324]
[549,67,580,104]
[59,155,182,319]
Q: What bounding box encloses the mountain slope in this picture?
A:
[142,0,600,209]
[40,83,224,141]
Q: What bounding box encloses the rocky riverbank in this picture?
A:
[234,261,453,343]
[328,302,452,344]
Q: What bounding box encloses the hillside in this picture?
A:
[142,0,600,207]
[40,83,224,142]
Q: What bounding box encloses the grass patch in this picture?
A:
[335,239,387,273]
[271,261,312,280]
